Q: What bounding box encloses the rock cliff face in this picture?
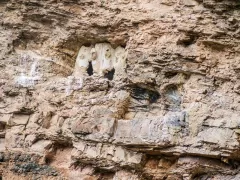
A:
[0,0,240,179]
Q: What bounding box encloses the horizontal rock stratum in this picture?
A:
[0,0,240,179]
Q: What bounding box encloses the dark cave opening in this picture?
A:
[164,71,178,79]
[0,123,6,132]
[104,68,115,80]
[130,85,160,104]
[87,61,93,76]
[177,34,198,47]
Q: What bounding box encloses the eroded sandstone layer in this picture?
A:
[0,0,240,179]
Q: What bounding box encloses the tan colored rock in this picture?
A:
[30,140,53,154]
[0,138,5,152]
[0,114,11,125]
[72,140,143,168]
[197,128,238,148]
[113,171,139,180]
[9,114,29,126]
[1,0,240,179]
[114,112,183,146]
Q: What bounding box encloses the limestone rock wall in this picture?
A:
[0,0,240,179]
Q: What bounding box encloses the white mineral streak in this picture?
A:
[15,53,41,87]
[65,76,74,96]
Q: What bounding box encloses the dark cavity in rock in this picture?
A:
[177,34,198,47]
[87,61,93,76]
[104,68,115,80]
[129,85,160,103]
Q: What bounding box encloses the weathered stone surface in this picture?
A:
[113,112,184,146]
[72,118,116,141]
[30,140,52,155]
[9,114,30,126]
[0,138,5,152]
[113,170,139,180]
[1,0,240,179]
[72,140,143,169]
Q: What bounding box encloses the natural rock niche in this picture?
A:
[74,43,127,79]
